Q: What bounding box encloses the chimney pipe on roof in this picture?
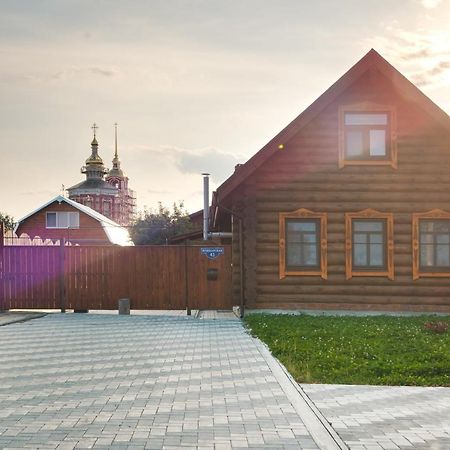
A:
[202,173,209,241]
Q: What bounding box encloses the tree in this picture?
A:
[130,201,195,245]
[0,212,15,232]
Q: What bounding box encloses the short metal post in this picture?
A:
[118,298,130,315]
[185,242,191,315]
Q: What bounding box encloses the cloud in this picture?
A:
[51,65,120,80]
[399,47,433,61]
[412,60,450,86]
[147,188,174,195]
[89,67,119,77]
[366,23,450,88]
[161,146,243,183]
[20,190,55,196]
[420,0,443,9]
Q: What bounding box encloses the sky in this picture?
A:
[1,0,450,221]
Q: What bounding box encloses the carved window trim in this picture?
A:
[345,209,394,280]
[338,103,397,169]
[412,209,450,280]
[279,208,327,280]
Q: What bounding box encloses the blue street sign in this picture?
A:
[201,247,225,260]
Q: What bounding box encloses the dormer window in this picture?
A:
[339,104,397,168]
[345,113,388,158]
[46,212,79,229]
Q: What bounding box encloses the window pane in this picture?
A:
[286,245,302,266]
[46,213,57,228]
[420,233,433,244]
[346,131,364,157]
[437,234,450,244]
[369,130,386,156]
[436,244,450,266]
[286,244,318,267]
[302,233,317,243]
[420,220,450,233]
[435,221,450,233]
[370,234,383,244]
[369,244,383,266]
[69,212,79,228]
[354,221,383,232]
[58,212,69,228]
[420,244,434,267]
[287,220,316,233]
[303,244,318,266]
[420,221,434,232]
[285,219,320,269]
[354,243,368,266]
[354,233,367,244]
[345,113,388,125]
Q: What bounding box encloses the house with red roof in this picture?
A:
[14,195,133,246]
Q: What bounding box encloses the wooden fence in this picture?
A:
[0,245,233,311]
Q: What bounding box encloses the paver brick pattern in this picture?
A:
[0,314,319,449]
[302,384,450,450]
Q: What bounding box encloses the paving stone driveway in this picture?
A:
[303,384,450,450]
[0,313,337,450]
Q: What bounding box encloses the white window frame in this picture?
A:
[338,103,397,169]
[46,211,80,229]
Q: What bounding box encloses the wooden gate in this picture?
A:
[0,245,233,311]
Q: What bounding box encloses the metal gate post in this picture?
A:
[59,238,66,313]
[0,222,4,311]
[185,243,191,315]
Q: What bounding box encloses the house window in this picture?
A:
[352,220,386,269]
[46,212,80,229]
[419,221,450,268]
[103,201,111,217]
[279,209,327,279]
[286,219,320,268]
[412,210,450,279]
[339,104,397,168]
[345,209,394,280]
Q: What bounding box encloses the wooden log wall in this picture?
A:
[234,68,450,312]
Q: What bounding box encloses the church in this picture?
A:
[67,124,136,227]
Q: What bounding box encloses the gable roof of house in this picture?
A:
[15,195,134,246]
[214,49,450,205]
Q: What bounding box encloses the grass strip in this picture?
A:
[244,314,450,386]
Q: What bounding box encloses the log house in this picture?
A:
[213,49,450,313]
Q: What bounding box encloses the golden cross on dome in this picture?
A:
[114,123,118,158]
[91,123,99,138]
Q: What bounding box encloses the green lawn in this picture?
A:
[244,314,450,386]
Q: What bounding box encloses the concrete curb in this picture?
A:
[253,337,349,450]
[0,313,47,327]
